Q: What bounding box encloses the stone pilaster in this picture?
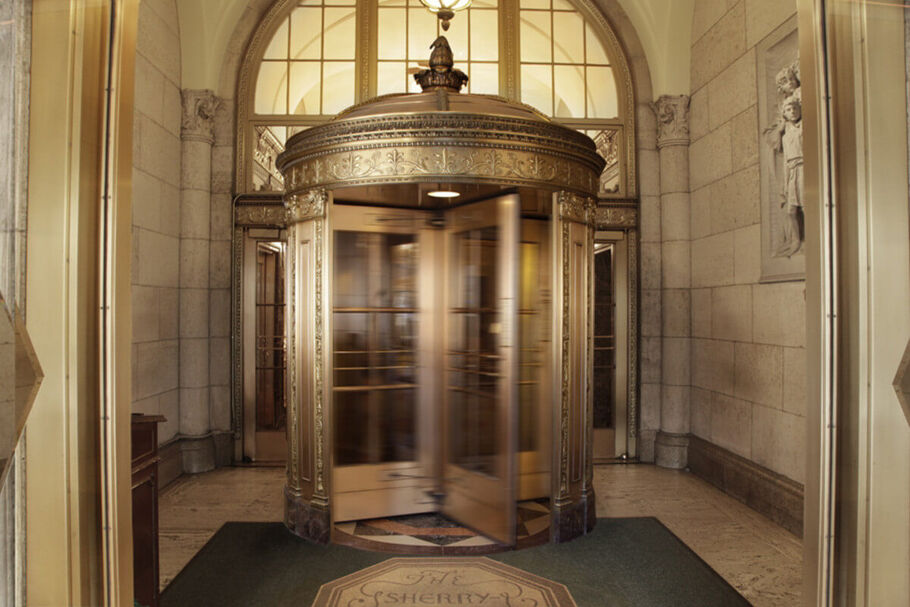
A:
[654,95,691,469]
[178,89,219,471]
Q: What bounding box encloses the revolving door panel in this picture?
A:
[442,194,520,545]
[331,207,433,522]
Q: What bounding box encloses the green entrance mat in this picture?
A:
[160,518,751,607]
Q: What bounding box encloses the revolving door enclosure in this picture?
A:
[277,70,604,546]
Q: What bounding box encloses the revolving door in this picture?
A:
[329,194,551,545]
[276,67,604,546]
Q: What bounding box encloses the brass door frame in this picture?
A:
[242,227,289,463]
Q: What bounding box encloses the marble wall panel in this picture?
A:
[710,165,760,235]
[690,185,712,241]
[685,0,806,489]
[641,336,662,384]
[661,241,691,289]
[210,385,232,433]
[752,282,806,347]
[733,224,761,284]
[690,387,713,439]
[662,289,691,337]
[691,1,746,92]
[179,239,210,289]
[751,404,805,483]
[137,230,179,288]
[689,87,709,143]
[708,49,757,131]
[730,105,759,171]
[132,168,162,232]
[691,231,735,288]
[745,0,797,48]
[691,288,712,338]
[689,122,733,191]
[734,342,783,408]
[662,337,691,386]
[640,383,662,431]
[710,393,752,459]
[692,338,735,396]
[135,339,179,401]
[179,288,209,338]
[691,0,733,44]
[132,285,159,343]
[782,346,807,417]
[711,285,752,342]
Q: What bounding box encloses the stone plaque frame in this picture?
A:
[757,16,805,283]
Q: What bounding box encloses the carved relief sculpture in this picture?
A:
[757,17,805,281]
[763,61,804,258]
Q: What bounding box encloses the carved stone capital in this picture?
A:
[181,89,220,144]
[652,94,690,148]
[286,188,328,223]
[556,191,596,225]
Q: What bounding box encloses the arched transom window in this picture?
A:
[238,0,635,198]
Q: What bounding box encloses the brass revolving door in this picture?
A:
[328,192,549,545]
[276,57,604,546]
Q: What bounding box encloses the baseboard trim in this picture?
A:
[687,435,804,537]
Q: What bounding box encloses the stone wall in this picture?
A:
[130,0,182,445]
[687,0,806,485]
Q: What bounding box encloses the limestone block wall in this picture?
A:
[131,0,182,445]
[687,0,806,484]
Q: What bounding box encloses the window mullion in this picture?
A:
[499,0,519,100]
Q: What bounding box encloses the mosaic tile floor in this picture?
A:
[333,500,551,552]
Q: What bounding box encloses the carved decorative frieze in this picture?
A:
[181,89,220,144]
[653,95,690,149]
[594,205,638,229]
[235,204,288,226]
[277,113,605,199]
[286,189,328,224]
[556,191,596,225]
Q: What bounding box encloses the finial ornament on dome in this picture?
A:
[414,36,469,92]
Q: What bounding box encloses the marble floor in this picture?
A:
[158,464,802,606]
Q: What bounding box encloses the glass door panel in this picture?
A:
[331,207,432,521]
[442,193,519,545]
[517,218,551,499]
[242,233,288,464]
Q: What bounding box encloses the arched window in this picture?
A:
[237,0,634,198]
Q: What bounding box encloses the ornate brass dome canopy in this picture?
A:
[276,39,605,207]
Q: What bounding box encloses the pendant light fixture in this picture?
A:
[418,0,472,30]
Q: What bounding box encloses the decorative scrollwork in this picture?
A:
[235,204,287,226]
[557,191,596,225]
[287,188,328,223]
[594,205,638,229]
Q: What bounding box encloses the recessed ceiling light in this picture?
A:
[427,190,460,198]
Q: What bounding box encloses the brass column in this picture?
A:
[551,192,597,542]
[283,188,332,544]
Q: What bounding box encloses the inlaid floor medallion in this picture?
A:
[311,557,577,607]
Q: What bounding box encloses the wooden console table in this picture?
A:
[132,414,166,607]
